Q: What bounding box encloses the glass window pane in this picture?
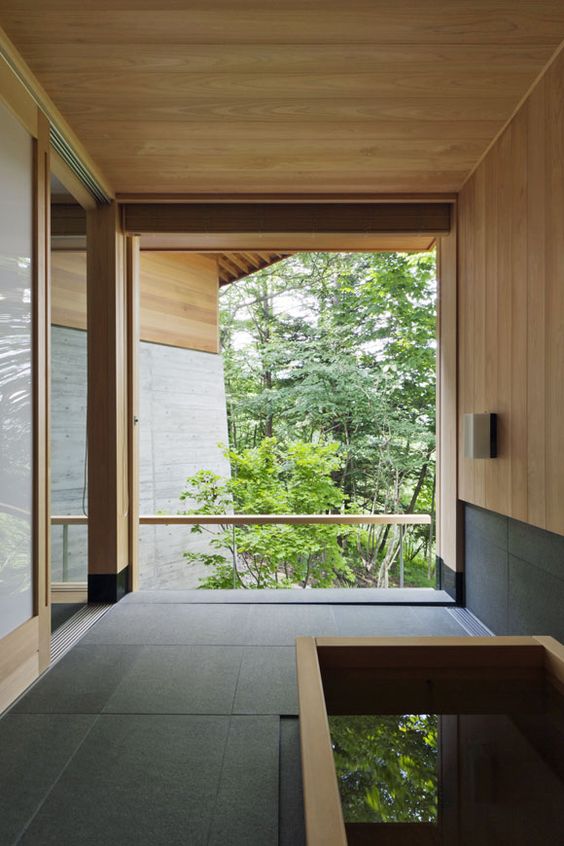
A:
[0,100,33,638]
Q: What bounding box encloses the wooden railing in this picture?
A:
[51,513,430,526]
[50,513,431,587]
[138,513,431,526]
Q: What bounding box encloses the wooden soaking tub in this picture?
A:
[296,636,564,846]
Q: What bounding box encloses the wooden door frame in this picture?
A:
[126,236,140,592]
[49,154,98,607]
[436,218,463,600]
[124,199,459,593]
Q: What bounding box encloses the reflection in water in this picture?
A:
[329,704,564,845]
[329,714,438,823]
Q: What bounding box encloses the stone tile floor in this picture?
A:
[1,594,470,846]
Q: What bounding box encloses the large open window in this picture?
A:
[137,248,437,592]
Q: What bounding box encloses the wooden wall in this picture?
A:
[51,250,87,329]
[52,250,220,354]
[458,48,564,535]
[140,252,219,353]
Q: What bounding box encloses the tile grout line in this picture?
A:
[228,645,247,716]
[205,633,247,846]
[205,714,233,846]
[13,715,100,846]
[277,716,285,846]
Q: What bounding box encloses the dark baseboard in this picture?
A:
[88,566,130,604]
[436,557,464,605]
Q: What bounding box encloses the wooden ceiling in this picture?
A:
[2,2,564,195]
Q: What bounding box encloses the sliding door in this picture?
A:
[0,99,34,639]
[0,90,50,711]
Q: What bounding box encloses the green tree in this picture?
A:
[218,251,437,588]
[181,438,355,589]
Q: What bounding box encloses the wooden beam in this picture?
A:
[223,252,251,275]
[86,202,129,602]
[119,193,457,204]
[124,202,451,236]
[216,251,294,286]
[127,236,140,592]
[217,253,242,279]
[139,232,437,252]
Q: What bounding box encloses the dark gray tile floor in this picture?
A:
[1,595,470,845]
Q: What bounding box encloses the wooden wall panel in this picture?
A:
[458,48,564,536]
[545,55,564,533]
[526,82,547,530]
[51,251,87,329]
[140,252,219,353]
[52,250,220,354]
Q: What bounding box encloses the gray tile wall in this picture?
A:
[465,503,564,640]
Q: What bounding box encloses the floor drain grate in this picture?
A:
[447,607,493,637]
[50,603,112,663]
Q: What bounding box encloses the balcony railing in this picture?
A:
[51,513,432,589]
[52,514,430,526]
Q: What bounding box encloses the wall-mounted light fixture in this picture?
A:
[464,413,497,459]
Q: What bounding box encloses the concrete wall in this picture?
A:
[51,326,88,581]
[138,341,230,588]
[51,326,231,588]
[465,503,564,641]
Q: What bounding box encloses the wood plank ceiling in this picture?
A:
[2,1,564,195]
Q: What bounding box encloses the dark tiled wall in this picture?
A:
[464,504,564,641]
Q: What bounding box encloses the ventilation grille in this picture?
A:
[49,125,110,205]
[50,604,112,663]
[447,607,493,637]
[1,48,111,205]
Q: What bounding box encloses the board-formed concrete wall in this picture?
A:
[51,326,88,581]
[138,341,230,588]
[51,326,231,588]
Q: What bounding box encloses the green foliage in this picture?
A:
[329,714,438,823]
[183,251,437,589]
[181,438,355,589]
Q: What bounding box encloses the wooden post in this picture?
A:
[436,214,463,601]
[126,236,140,592]
[87,202,129,602]
[34,111,51,668]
